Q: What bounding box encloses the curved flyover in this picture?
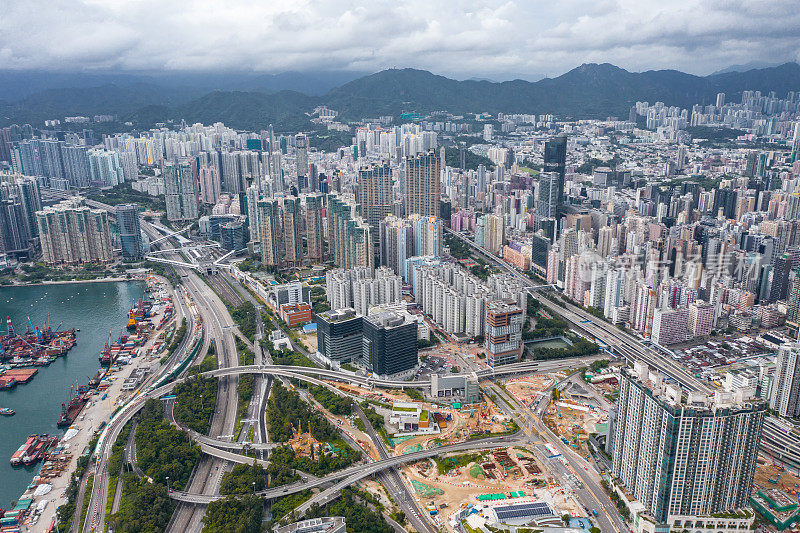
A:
[168,433,523,504]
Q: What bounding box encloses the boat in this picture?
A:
[22,435,58,465]
[57,385,89,427]
[10,435,37,465]
[0,407,14,416]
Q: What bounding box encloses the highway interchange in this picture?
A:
[76,209,637,533]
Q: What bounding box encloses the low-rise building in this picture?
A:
[276,517,346,533]
[430,373,481,403]
[280,302,313,328]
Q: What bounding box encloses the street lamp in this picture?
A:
[166,476,170,493]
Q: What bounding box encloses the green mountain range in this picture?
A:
[2,62,799,132]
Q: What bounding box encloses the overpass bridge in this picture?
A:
[168,433,523,504]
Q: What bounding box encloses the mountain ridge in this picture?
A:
[1,62,798,131]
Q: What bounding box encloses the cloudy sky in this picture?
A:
[1,0,799,79]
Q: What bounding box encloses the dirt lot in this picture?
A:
[400,446,584,528]
[754,460,800,496]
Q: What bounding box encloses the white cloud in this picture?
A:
[1,0,798,78]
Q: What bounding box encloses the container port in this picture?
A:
[0,316,77,390]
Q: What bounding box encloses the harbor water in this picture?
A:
[0,281,144,510]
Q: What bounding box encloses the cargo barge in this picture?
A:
[9,435,57,466]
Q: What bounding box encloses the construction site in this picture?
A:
[400,446,584,529]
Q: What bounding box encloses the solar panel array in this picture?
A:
[494,502,552,521]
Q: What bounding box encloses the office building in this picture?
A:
[537,171,561,219]
[612,363,765,527]
[769,252,792,302]
[115,204,142,259]
[356,161,392,234]
[295,133,309,186]
[771,343,800,418]
[362,310,418,377]
[220,220,245,251]
[485,299,524,366]
[315,308,363,365]
[404,151,441,217]
[36,199,113,264]
[542,134,566,215]
[164,161,199,221]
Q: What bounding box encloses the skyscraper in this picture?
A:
[164,162,199,221]
[36,200,113,264]
[537,171,561,219]
[258,198,281,267]
[305,193,326,264]
[199,165,221,204]
[769,253,792,302]
[282,196,303,267]
[115,204,142,260]
[295,133,309,187]
[404,151,441,218]
[543,134,567,208]
[328,193,374,270]
[356,161,392,235]
[0,197,30,259]
[612,363,765,526]
[14,176,41,239]
[771,343,800,418]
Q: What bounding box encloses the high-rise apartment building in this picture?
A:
[483,213,505,255]
[651,307,689,345]
[688,301,715,337]
[771,343,800,418]
[0,197,30,259]
[305,193,325,264]
[356,162,392,235]
[282,196,303,267]
[164,161,199,221]
[404,151,441,218]
[258,197,281,267]
[115,204,142,260]
[199,165,221,204]
[328,193,374,270]
[612,363,765,526]
[36,199,113,264]
[379,215,414,277]
[379,214,442,277]
[325,266,402,316]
